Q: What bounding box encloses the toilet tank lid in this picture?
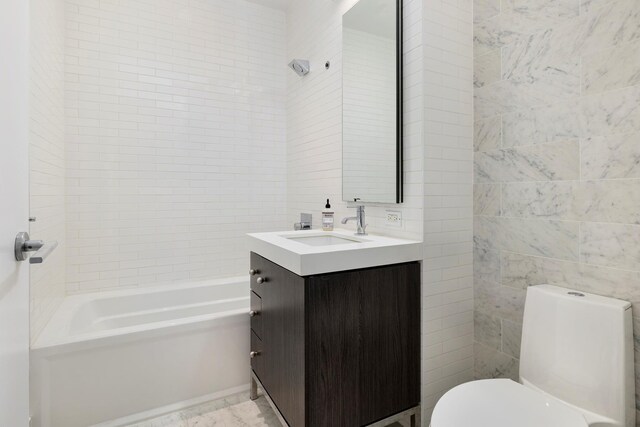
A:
[531,284,631,310]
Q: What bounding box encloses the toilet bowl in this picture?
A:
[431,285,635,427]
[432,379,588,427]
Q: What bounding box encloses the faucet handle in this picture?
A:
[294,213,312,230]
[349,198,364,208]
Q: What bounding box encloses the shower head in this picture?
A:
[288,59,310,77]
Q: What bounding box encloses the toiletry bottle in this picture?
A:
[322,199,334,231]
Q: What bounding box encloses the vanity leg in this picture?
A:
[410,408,421,427]
[250,373,258,401]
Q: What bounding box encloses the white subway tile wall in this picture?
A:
[285,0,424,240]
[29,0,67,343]
[63,0,288,293]
[285,0,474,422]
[422,0,475,419]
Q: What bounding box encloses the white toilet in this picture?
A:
[432,284,635,427]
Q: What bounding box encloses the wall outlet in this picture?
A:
[385,210,402,227]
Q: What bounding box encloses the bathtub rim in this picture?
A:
[32,276,249,356]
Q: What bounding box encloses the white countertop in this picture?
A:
[247,228,423,276]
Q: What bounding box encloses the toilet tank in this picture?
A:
[520,285,634,427]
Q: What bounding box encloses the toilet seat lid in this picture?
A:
[431,379,589,427]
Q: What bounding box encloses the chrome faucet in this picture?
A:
[341,202,367,235]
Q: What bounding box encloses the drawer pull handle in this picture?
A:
[249,310,260,317]
[256,277,267,284]
[249,269,259,276]
[250,351,260,358]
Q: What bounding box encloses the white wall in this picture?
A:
[420,0,475,420]
[63,0,288,293]
[286,0,424,241]
[29,0,67,343]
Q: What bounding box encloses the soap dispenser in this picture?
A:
[322,199,334,231]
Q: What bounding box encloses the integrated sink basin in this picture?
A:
[285,233,364,247]
[247,228,422,276]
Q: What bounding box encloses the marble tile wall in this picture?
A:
[473,0,640,422]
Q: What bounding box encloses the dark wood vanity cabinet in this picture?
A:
[250,252,420,427]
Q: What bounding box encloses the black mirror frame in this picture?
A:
[341,0,404,204]
[396,0,403,203]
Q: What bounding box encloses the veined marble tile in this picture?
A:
[474,71,580,119]
[527,0,640,59]
[474,341,520,381]
[568,0,640,56]
[475,280,527,323]
[502,0,579,17]
[475,141,579,182]
[474,16,520,57]
[502,181,579,220]
[501,319,522,359]
[474,245,501,284]
[474,183,501,216]
[474,310,502,350]
[501,252,546,289]
[502,0,640,75]
[474,0,579,56]
[474,149,503,183]
[502,33,580,82]
[581,222,640,271]
[474,216,579,260]
[581,132,640,179]
[502,179,640,223]
[582,40,640,95]
[501,252,640,312]
[579,0,610,14]
[501,140,579,181]
[502,30,553,79]
[474,0,500,23]
[474,49,501,88]
[581,179,640,224]
[503,86,640,146]
[474,116,502,152]
[634,316,640,409]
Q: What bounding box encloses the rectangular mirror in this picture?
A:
[342,0,402,204]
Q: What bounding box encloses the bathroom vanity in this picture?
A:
[247,229,422,426]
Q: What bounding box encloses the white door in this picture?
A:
[0,0,31,425]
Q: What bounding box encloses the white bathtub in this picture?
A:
[30,277,250,427]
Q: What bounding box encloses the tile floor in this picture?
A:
[126,390,410,427]
[126,392,280,427]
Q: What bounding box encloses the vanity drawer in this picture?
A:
[250,291,262,339]
[250,252,271,296]
[250,330,264,379]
